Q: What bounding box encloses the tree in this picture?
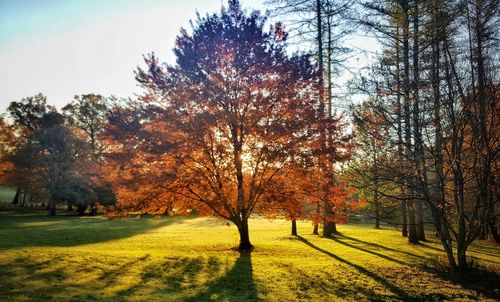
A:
[7,93,54,134]
[104,0,351,250]
[268,0,355,237]
[62,94,110,156]
[28,125,95,215]
[62,93,115,214]
[305,169,363,229]
[357,0,499,272]
[101,102,178,217]
[259,164,308,236]
[0,116,16,185]
[351,100,398,229]
[6,94,56,207]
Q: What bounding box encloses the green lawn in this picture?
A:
[0,186,16,203]
[0,211,498,301]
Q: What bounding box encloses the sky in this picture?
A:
[0,0,379,113]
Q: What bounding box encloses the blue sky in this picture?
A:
[0,0,377,112]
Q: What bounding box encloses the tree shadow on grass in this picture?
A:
[297,236,417,301]
[336,233,428,261]
[0,212,190,250]
[276,261,389,301]
[466,241,500,258]
[328,236,409,266]
[181,251,260,302]
[111,252,259,301]
[0,253,249,302]
[418,240,500,265]
[420,259,500,301]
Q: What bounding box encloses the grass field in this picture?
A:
[0,186,15,203]
[0,211,498,301]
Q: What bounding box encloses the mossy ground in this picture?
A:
[0,210,498,301]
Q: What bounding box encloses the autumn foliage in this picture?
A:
[101,1,355,249]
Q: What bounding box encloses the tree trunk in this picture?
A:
[89,203,97,216]
[323,199,334,237]
[291,219,297,236]
[371,136,380,230]
[237,218,253,250]
[457,241,469,272]
[416,201,426,241]
[20,190,26,207]
[11,187,21,205]
[402,0,416,244]
[395,23,406,238]
[48,203,56,216]
[432,3,445,245]
[402,199,408,236]
[408,197,419,243]
[323,221,332,237]
[77,205,86,216]
[313,204,320,235]
[433,212,458,271]
[411,0,425,243]
[487,220,500,243]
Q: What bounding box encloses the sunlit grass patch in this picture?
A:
[0,213,498,301]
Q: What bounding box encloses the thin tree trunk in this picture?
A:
[395,24,407,237]
[402,0,418,244]
[313,224,319,235]
[21,191,27,207]
[416,201,426,241]
[372,137,380,229]
[313,203,320,234]
[411,0,425,242]
[402,199,408,236]
[431,2,448,249]
[408,196,419,243]
[11,187,20,205]
[49,203,56,216]
[291,219,297,236]
[375,191,380,229]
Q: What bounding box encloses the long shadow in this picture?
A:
[415,241,445,253]
[467,243,500,258]
[421,261,500,301]
[97,254,151,288]
[115,255,208,299]
[0,256,72,301]
[419,240,500,260]
[277,261,387,301]
[328,237,409,266]
[0,212,190,250]
[418,241,500,265]
[336,233,428,260]
[0,254,211,302]
[183,251,260,302]
[297,236,416,301]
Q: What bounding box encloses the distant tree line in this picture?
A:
[0,93,116,215]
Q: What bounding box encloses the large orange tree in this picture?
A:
[104,0,351,250]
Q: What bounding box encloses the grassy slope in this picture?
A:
[0,211,498,302]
